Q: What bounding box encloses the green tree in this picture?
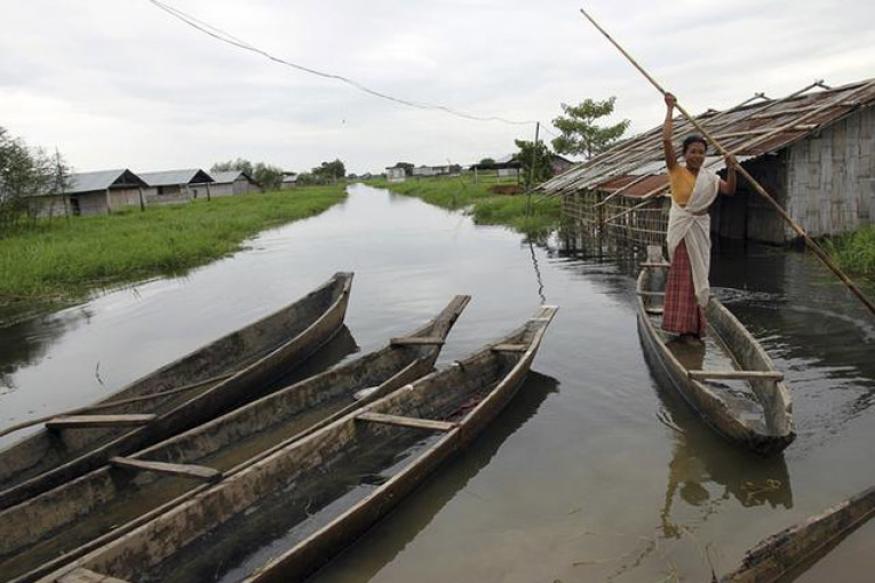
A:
[253,162,284,191]
[551,97,629,160]
[514,139,553,189]
[478,158,496,167]
[0,127,70,230]
[312,159,346,183]
[211,158,254,176]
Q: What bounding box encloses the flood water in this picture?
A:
[2,183,875,582]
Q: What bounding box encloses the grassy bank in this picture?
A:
[0,186,347,304]
[366,175,561,236]
[826,225,875,280]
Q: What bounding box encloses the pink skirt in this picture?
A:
[662,240,706,336]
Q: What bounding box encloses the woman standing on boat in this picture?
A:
[661,92,736,340]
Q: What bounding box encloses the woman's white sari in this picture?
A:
[666,167,720,307]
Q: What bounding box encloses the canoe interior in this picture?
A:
[0,295,469,583]
[0,273,352,506]
[637,266,793,452]
[50,307,555,583]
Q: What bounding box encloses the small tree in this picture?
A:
[211,158,254,176]
[312,159,346,183]
[478,158,496,167]
[514,139,553,189]
[253,162,284,191]
[0,127,70,231]
[551,97,630,160]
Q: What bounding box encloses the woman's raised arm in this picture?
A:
[662,93,678,170]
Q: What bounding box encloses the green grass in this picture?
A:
[826,225,875,280]
[366,175,561,237]
[0,186,347,304]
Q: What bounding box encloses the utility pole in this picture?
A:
[526,121,540,217]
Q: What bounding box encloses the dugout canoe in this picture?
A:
[721,484,875,582]
[40,305,557,583]
[636,247,794,455]
[0,272,353,510]
[0,295,468,583]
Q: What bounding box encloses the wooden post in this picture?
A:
[138,187,145,212]
[578,7,875,318]
[105,188,112,214]
[206,182,211,202]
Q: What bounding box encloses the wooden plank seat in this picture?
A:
[688,370,785,382]
[637,290,666,297]
[57,567,131,583]
[491,343,529,353]
[355,412,455,432]
[640,262,671,268]
[109,457,222,482]
[645,307,664,315]
[46,414,157,430]
[390,336,445,346]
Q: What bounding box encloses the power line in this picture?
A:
[147,0,555,131]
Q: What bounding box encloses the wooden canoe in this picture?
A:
[0,295,469,583]
[721,485,875,582]
[0,272,353,510]
[636,248,794,455]
[40,306,557,583]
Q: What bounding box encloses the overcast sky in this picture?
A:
[2,0,873,175]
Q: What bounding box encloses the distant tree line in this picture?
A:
[210,158,285,191]
[211,158,346,190]
[296,159,346,186]
[0,126,71,233]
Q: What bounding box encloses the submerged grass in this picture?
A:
[366,175,561,237]
[0,186,347,304]
[825,225,875,281]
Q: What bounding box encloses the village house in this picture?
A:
[280,172,297,190]
[541,78,875,246]
[139,169,215,204]
[29,168,148,217]
[209,170,259,196]
[411,164,453,177]
[385,165,407,183]
[470,155,522,179]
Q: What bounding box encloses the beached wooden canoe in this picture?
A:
[721,485,875,582]
[0,272,353,510]
[637,247,794,455]
[0,295,468,583]
[39,305,557,583]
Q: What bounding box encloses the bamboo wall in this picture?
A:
[561,189,669,250]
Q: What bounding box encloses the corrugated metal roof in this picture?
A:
[138,169,214,187]
[67,169,146,194]
[210,170,255,184]
[540,78,875,198]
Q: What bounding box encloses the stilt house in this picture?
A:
[541,78,875,246]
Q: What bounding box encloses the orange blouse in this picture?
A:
[668,165,696,206]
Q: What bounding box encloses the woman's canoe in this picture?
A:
[0,272,353,510]
[721,485,875,582]
[1,295,468,583]
[40,305,557,583]
[637,247,794,455]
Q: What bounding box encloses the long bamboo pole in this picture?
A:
[579,7,875,317]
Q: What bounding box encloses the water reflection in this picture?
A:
[312,371,559,582]
[0,307,91,398]
[642,337,793,537]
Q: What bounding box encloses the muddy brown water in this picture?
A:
[1,183,874,582]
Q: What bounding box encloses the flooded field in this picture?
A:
[2,183,874,582]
